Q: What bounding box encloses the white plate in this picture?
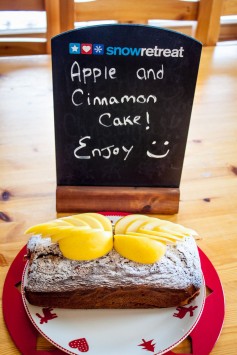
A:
[22,214,205,355]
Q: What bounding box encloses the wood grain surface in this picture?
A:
[0,43,237,354]
[56,186,180,214]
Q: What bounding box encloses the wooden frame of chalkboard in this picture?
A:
[56,186,180,214]
[52,24,201,214]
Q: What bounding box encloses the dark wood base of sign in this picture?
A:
[56,186,180,214]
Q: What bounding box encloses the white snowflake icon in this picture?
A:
[93,44,104,54]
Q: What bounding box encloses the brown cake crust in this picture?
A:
[25,285,200,309]
[24,235,202,309]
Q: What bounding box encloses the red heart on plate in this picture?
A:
[69,338,89,352]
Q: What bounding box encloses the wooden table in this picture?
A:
[0,44,237,354]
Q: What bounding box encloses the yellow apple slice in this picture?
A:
[125,215,151,233]
[126,232,176,245]
[83,213,113,232]
[139,218,196,238]
[153,225,186,238]
[24,219,72,236]
[72,214,104,230]
[59,230,113,260]
[48,225,91,242]
[114,214,148,234]
[114,234,166,264]
[144,217,197,236]
[138,228,185,241]
[60,216,90,227]
[154,223,198,237]
[138,219,166,231]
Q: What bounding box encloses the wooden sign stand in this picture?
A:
[56,186,180,214]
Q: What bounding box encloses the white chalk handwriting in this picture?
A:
[74,136,170,160]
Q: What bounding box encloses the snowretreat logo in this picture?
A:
[69,43,184,57]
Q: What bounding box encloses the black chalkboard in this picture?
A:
[52,24,201,189]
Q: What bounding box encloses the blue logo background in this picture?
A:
[93,44,104,55]
[69,43,80,54]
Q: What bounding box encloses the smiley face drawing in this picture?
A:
[147,140,170,158]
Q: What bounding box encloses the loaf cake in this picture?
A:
[24,214,202,309]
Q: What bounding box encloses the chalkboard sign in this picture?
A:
[52,24,202,213]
